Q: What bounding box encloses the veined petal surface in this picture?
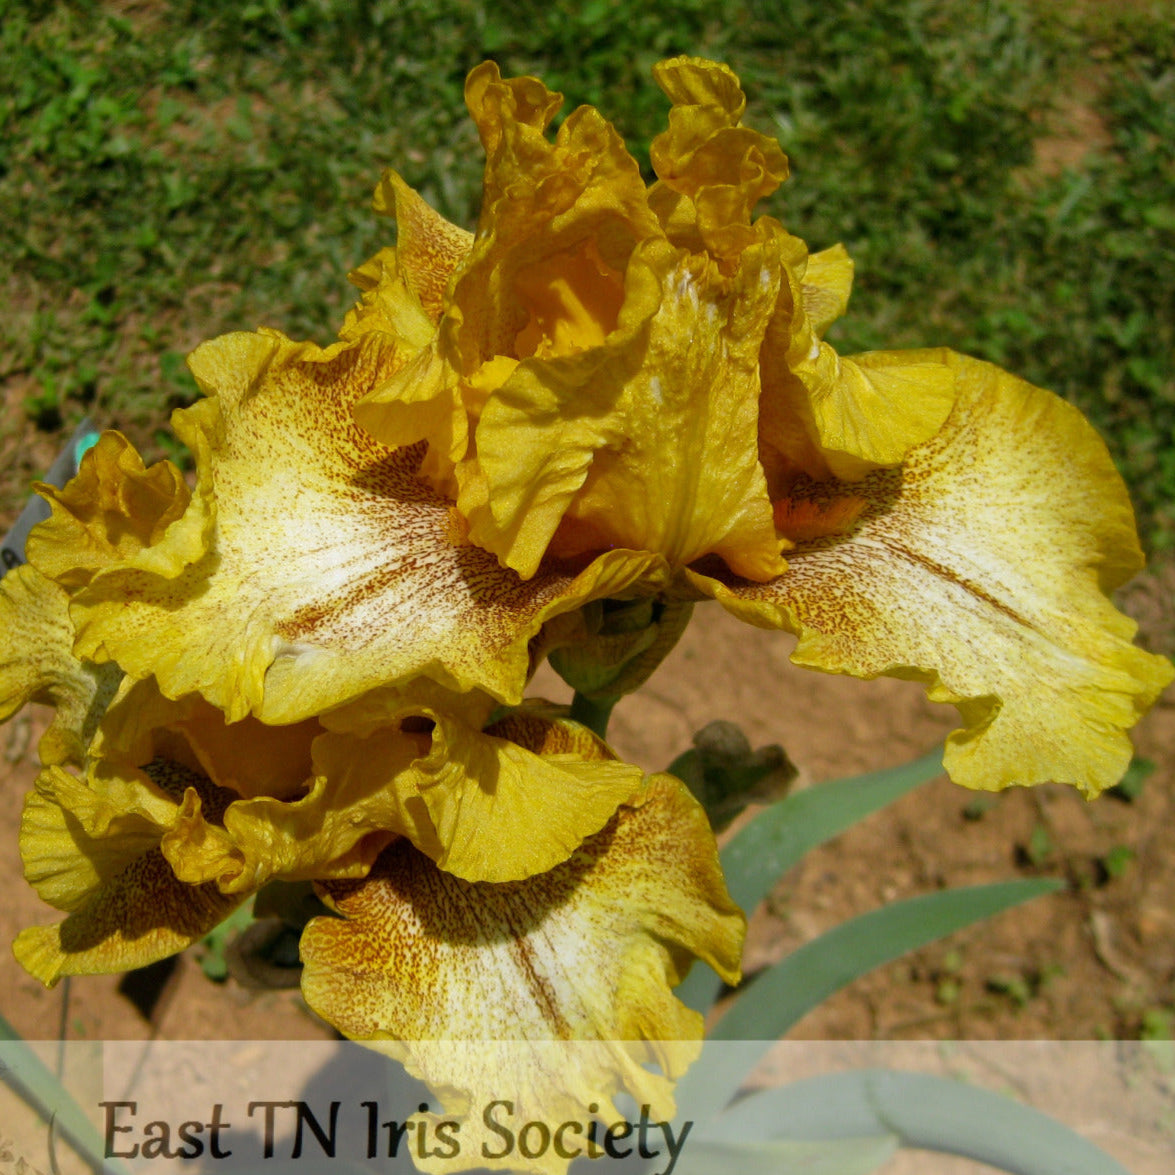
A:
[300,772,743,1171]
[371,170,474,324]
[341,174,473,349]
[700,350,1173,796]
[50,329,657,722]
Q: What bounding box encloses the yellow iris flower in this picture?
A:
[353,56,1167,797]
[3,587,741,1129]
[0,53,1170,1158]
[20,56,1168,800]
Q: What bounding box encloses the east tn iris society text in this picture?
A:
[100,1098,694,1174]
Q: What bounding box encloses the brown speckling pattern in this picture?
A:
[711,350,1173,793]
[15,844,243,984]
[298,772,742,1158]
[375,174,474,323]
[300,773,742,1045]
[64,330,626,723]
[143,756,236,824]
[484,709,616,761]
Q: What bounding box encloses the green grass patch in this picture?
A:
[2,0,1171,546]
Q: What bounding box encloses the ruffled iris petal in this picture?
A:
[14,758,244,984]
[315,700,644,883]
[699,350,1174,796]
[28,430,205,587]
[649,56,788,261]
[354,63,657,485]
[758,238,957,484]
[341,174,473,352]
[464,233,785,580]
[0,563,120,765]
[163,701,641,893]
[371,170,475,324]
[35,329,653,723]
[300,772,743,1170]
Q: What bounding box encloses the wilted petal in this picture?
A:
[27,430,206,588]
[700,350,1173,796]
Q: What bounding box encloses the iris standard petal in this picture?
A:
[464,233,785,580]
[649,56,788,261]
[314,701,644,883]
[354,63,657,486]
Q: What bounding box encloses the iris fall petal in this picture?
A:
[300,772,743,1170]
[36,330,655,722]
[700,350,1173,796]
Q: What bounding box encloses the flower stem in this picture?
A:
[569,692,617,740]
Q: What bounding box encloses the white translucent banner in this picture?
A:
[1,1040,1170,1175]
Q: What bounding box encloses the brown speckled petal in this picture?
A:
[48,329,659,722]
[15,759,244,985]
[700,350,1173,796]
[299,773,743,1170]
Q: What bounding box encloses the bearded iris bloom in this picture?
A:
[1,53,1171,1164]
[2,574,742,1132]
